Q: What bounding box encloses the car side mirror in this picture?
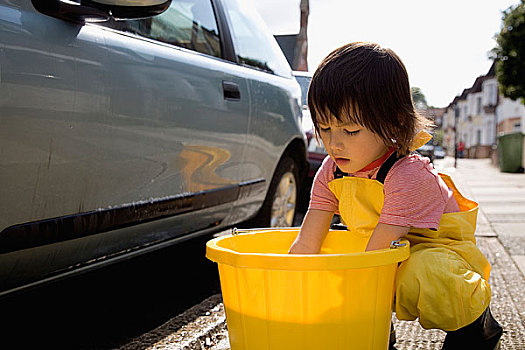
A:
[83,0,171,20]
[32,0,171,23]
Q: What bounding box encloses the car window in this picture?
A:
[221,0,291,77]
[105,0,221,58]
[295,75,311,107]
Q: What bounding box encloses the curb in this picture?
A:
[119,295,226,350]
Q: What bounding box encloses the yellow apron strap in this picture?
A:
[410,130,433,152]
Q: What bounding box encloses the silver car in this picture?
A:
[0,0,307,295]
[293,71,327,178]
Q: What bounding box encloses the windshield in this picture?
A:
[295,75,311,107]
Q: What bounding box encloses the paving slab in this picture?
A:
[475,238,525,350]
[477,205,525,215]
[513,255,525,278]
[492,223,525,237]
[438,159,525,276]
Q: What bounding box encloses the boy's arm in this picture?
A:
[289,209,333,254]
[365,223,410,251]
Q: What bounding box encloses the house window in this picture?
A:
[477,130,481,145]
[477,97,482,114]
[490,84,497,105]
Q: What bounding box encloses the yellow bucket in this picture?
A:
[206,228,410,350]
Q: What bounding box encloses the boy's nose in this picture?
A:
[328,133,344,152]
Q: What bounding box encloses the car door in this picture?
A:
[0,0,118,291]
[0,0,251,293]
[220,0,305,225]
[92,0,252,233]
[0,1,113,241]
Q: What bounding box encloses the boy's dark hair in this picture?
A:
[308,42,432,155]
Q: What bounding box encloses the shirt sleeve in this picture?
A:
[379,156,449,230]
[309,156,339,213]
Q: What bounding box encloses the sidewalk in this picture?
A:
[120,158,525,350]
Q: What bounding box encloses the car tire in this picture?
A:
[245,156,299,228]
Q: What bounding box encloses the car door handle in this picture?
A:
[222,81,241,100]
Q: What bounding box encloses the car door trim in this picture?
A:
[211,0,237,63]
[0,179,265,254]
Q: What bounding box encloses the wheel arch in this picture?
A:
[237,136,308,228]
[279,136,309,189]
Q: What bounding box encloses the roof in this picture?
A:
[471,76,485,93]
[486,61,496,77]
[447,61,497,107]
[458,88,471,100]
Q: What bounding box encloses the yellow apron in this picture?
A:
[328,154,491,331]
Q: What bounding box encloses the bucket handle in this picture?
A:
[390,239,407,249]
[231,227,251,235]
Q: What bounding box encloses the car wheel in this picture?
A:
[246,157,299,228]
[270,167,297,227]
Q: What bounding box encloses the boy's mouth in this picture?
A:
[334,157,350,166]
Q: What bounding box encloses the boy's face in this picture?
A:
[318,116,389,174]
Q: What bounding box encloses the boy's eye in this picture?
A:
[344,129,360,136]
[319,126,330,132]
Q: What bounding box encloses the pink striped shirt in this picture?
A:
[310,154,460,230]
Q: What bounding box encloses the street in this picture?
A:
[0,234,221,349]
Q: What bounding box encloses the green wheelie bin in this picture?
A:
[497,132,524,173]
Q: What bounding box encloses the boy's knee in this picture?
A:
[395,248,491,330]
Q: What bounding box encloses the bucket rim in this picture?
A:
[206,228,410,271]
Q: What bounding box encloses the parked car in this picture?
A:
[417,140,435,163]
[0,0,308,296]
[434,145,446,159]
[293,71,327,179]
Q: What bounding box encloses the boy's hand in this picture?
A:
[289,209,333,254]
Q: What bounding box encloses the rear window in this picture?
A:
[295,75,311,106]
[221,0,292,77]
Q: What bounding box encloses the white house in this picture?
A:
[442,63,525,159]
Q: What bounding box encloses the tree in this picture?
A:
[492,1,525,104]
[433,129,444,146]
[411,87,428,109]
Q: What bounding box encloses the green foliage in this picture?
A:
[492,1,525,103]
[433,129,444,146]
[411,87,428,109]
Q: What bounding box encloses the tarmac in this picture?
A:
[119,157,525,350]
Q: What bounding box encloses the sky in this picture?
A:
[254,0,520,108]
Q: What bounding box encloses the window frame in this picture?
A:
[92,0,238,63]
[218,0,293,77]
